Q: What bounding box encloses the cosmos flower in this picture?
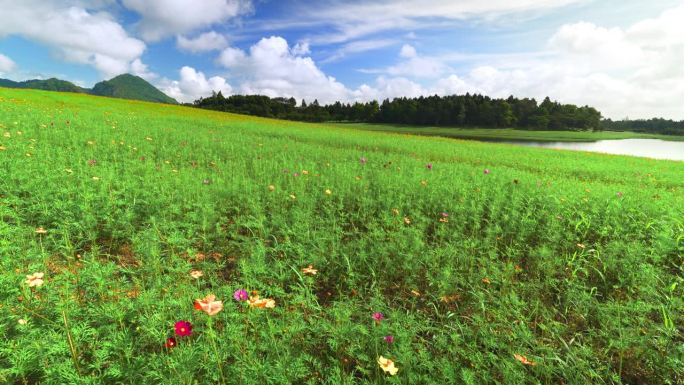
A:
[360,157,367,164]
[302,265,318,275]
[617,192,623,198]
[377,356,399,375]
[190,270,203,279]
[403,217,411,225]
[35,227,47,234]
[383,335,395,343]
[484,169,491,174]
[426,163,433,170]
[268,185,275,191]
[325,189,332,195]
[514,354,536,366]
[165,337,177,349]
[233,289,249,301]
[174,321,192,337]
[194,294,223,316]
[87,159,97,166]
[18,319,28,325]
[372,312,385,323]
[25,272,44,287]
[248,295,276,309]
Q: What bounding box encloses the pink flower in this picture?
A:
[383,335,395,343]
[174,321,192,337]
[483,169,490,174]
[233,289,249,301]
[372,312,385,323]
[426,163,433,170]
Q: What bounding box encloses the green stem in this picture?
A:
[207,317,227,385]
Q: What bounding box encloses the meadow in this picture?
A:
[0,88,682,385]
[338,123,684,142]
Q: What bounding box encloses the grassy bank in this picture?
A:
[336,122,684,142]
[1,88,682,384]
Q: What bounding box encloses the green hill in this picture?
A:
[0,74,177,104]
[91,74,177,104]
[0,77,87,93]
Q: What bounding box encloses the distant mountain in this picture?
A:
[0,74,177,104]
[91,74,177,104]
[0,77,88,93]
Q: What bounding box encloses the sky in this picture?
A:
[1,0,684,120]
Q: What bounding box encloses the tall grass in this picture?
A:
[0,88,682,384]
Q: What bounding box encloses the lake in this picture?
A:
[498,138,684,161]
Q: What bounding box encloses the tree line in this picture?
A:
[191,91,675,134]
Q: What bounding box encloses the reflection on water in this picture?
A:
[499,139,684,161]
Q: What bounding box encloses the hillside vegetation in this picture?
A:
[0,88,682,384]
[0,74,177,104]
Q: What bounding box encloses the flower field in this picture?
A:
[0,88,682,384]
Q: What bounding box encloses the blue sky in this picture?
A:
[1,0,684,119]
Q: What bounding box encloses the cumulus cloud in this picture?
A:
[217,36,350,104]
[360,44,450,78]
[177,31,229,53]
[0,53,16,74]
[158,66,232,103]
[0,1,146,78]
[122,0,252,42]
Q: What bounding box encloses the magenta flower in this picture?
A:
[174,321,192,337]
[426,163,433,170]
[483,169,490,174]
[372,312,385,322]
[360,157,367,164]
[233,289,249,301]
[384,335,395,343]
[441,212,449,217]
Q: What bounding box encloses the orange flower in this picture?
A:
[194,294,223,316]
[190,270,203,279]
[514,354,536,366]
[377,356,399,375]
[25,272,45,287]
[248,295,276,309]
[482,277,491,285]
[302,265,318,275]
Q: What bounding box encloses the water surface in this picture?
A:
[498,139,683,161]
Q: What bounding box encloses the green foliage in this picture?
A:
[90,74,177,104]
[0,88,682,384]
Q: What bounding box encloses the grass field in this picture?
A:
[337,123,684,142]
[1,88,682,385]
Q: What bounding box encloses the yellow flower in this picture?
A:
[302,170,309,175]
[35,227,47,234]
[190,270,203,279]
[302,265,318,275]
[0,145,5,151]
[268,185,275,191]
[249,295,276,309]
[25,272,45,287]
[403,217,411,225]
[289,194,296,200]
[325,189,332,195]
[377,356,399,375]
[18,319,28,325]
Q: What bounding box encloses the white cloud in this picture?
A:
[0,53,16,74]
[122,0,252,42]
[257,0,583,44]
[158,66,232,103]
[0,1,146,78]
[360,45,450,78]
[216,36,350,104]
[177,31,229,53]
[322,39,397,63]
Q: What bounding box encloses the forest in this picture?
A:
[192,92,684,135]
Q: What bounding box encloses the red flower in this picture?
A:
[175,320,192,337]
[165,337,177,349]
